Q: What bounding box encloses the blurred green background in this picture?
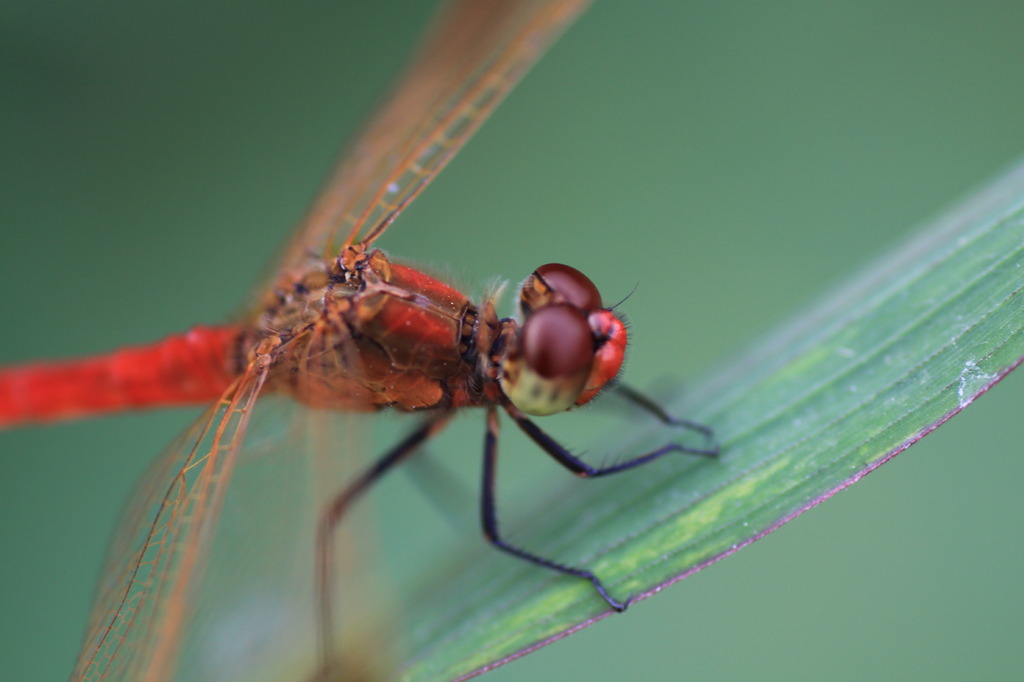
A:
[3,1,1024,680]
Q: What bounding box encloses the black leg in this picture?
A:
[316,414,452,672]
[507,404,717,479]
[615,383,717,443]
[480,407,630,612]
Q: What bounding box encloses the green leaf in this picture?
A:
[395,160,1024,680]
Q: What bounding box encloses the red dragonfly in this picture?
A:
[1,1,715,680]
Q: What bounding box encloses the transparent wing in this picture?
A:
[71,366,268,682]
[276,0,590,269]
[71,368,386,682]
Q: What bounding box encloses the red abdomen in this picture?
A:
[0,326,242,427]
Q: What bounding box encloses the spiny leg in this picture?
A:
[614,383,718,447]
[316,413,452,673]
[507,403,717,479]
[480,407,629,612]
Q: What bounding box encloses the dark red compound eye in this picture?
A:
[501,303,596,416]
[521,304,593,379]
[534,263,603,311]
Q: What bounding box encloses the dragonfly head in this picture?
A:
[500,264,627,416]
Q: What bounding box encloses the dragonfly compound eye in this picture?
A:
[520,263,603,316]
[576,309,628,406]
[501,304,594,416]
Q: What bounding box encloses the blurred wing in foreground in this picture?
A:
[72,367,383,682]
[276,0,590,269]
[71,366,267,682]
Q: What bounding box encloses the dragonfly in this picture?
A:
[1,1,716,680]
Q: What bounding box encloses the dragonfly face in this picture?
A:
[501,263,627,416]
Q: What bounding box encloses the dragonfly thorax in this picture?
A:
[253,249,489,412]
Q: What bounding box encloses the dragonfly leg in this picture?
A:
[507,403,717,478]
[614,383,718,445]
[481,407,630,612]
[316,413,452,673]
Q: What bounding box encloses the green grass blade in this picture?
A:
[397,159,1024,680]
